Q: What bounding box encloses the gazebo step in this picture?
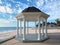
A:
[23,37,49,43]
[16,35,49,43]
[16,34,46,40]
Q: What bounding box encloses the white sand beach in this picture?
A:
[0,30,16,42]
[0,28,60,43]
[0,28,60,45]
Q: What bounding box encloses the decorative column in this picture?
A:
[38,17,41,40]
[17,19,19,37]
[42,20,44,35]
[35,21,37,34]
[41,20,44,40]
[20,20,22,35]
[45,19,48,38]
[23,18,26,40]
[26,21,29,34]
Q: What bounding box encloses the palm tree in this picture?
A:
[55,19,60,26]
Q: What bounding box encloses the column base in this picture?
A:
[23,38,25,40]
[37,38,41,40]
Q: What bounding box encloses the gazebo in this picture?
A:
[16,7,49,42]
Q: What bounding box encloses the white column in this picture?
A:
[38,17,41,40]
[35,21,37,34]
[20,20,22,35]
[45,19,48,37]
[26,21,29,34]
[23,18,26,40]
[17,20,19,37]
[42,20,44,36]
[41,20,45,40]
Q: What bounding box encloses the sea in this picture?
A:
[0,27,31,32]
[0,27,17,32]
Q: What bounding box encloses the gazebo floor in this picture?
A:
[16,34,49,42]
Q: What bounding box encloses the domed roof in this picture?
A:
[22,6,41,12]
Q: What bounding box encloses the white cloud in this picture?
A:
[0,0,13,14]
[0,0,28,14]
[0,5,22,14]
[27,0,29,1]
[6,3,11,7]
[6,6,13,13]
[16,4,20,7]
[0,0,2,4]
[27,0,30,1]
[8,15,16,22]
[0,0,28,27]
[0,17,16,27]
[0,19,9,23]
[17,8,22,13]
[35,0,60,21]
[27,0,31,2]
[36,0,44,8]
[0,6,12,13]
[15,3,28,14]
[45,1,60,20]
[0,6,6,13]
[10,0,16,3]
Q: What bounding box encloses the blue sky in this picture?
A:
[0,0,60,27]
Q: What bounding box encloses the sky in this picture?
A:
[0,0,60,27]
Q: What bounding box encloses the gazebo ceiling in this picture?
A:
[22,6,41,12]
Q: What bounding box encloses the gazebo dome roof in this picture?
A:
[22,6,41,12]
[16,6,49,21]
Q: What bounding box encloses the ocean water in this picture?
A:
[0,27,17,32]
[0,27,17,42]
[0,27,31,32]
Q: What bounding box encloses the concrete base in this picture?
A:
[15,34,49,43]
[23,37,49,43]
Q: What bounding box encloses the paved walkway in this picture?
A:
[0,29,60,45]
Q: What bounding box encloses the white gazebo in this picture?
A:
[16,7,49,42]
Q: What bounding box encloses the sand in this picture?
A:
[0,30,16,43]
[0,28,60,45]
